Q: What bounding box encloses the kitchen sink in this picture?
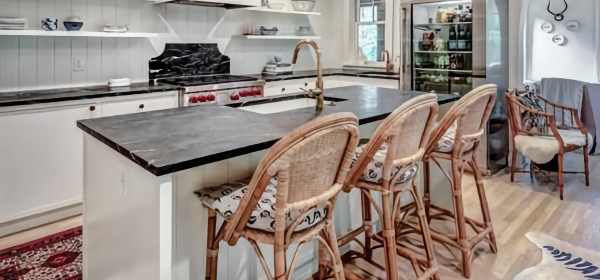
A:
[226,94,347,114]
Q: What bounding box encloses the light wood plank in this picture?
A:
[0,37,20,92]
[37,36,55,89]
[18,36,37,89]
[54,36,72,87]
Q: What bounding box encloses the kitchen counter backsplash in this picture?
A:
[149,43,230,79]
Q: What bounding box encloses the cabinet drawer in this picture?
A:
[101,95,177,117]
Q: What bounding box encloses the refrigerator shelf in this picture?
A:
[414,51,472,54]
[414,68,473,73]
[414,22,473,31]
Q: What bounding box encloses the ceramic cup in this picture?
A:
[42,18,58,31]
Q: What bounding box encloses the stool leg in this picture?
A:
[469,158,497,254]
[451,158,471,279]
[423,159,432,223]
[206,209,219,280]
[511,146,517,182]
[381,190,399,280]
[558,154,564,200]
[325,219,346,280]
[361,191,373,260]
[584,146,590,186]
[410,184,439,280]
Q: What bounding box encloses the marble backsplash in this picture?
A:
[149,43,230,79]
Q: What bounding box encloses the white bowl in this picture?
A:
[267,2,285,10]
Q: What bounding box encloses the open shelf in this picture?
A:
[0,30,160,38]
[242,7,320,15]
[414,22,472,31]
[414,50,472,54]
[237,35,321,40]
[414,68,472,73]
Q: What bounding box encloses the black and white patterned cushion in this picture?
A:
[436,121,476,153]
[351,141,419,185]
[516,91,544,132]
[194,178,327,232]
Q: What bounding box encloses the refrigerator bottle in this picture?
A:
[449,25,457,50]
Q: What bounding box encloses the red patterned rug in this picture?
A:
[0,227,82,280]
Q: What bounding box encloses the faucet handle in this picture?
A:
[299,87,312,96]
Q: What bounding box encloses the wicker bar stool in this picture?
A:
[338,94,440,280]
[195,112,360,280]
[400,84,498,278]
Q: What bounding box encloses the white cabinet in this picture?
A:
[0,91,178,234]
[101,93,178,117]
[0,104,99,224]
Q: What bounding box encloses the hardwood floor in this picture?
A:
[0,215,82,251]
[2,152,598,280]
[343,151,600,280]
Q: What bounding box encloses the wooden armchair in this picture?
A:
[506,90,590,200]
[196,112,360,280]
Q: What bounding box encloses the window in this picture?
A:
[345,0,394,67]
[357,0,386,62]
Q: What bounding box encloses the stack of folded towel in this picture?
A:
[263,62,293,75]
[108,78,131,87]
[0,18,27,30]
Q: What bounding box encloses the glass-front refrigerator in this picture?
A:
[400,0,510,174]
[407,1,476,96]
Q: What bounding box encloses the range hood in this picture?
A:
[151,0,261,9]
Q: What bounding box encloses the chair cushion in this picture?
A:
[435,121,476,153]
[516,91,545,132]
[352,141,419,184]
[515,129,593,164]
[194,178,327,232]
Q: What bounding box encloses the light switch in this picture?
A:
[74,58,85,71]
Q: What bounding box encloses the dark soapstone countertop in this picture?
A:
[77,86,459,176]
[249,68,399,82]
[0,83,179,108]
[0,69,397,108]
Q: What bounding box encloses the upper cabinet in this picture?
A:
[150,0,261,8]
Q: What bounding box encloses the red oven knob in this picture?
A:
[198,95,207,103]
[207,93,216,102]
[189,96,198,103]
[239,90,247,97]
[230,92,240,101]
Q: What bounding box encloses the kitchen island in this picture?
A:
[77,86,459,280]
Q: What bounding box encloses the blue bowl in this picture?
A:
[64,21,83,31]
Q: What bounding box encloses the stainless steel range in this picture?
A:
[149,43,265,107]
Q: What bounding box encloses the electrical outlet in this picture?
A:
[119,163,128,196]
[74,59,85,71]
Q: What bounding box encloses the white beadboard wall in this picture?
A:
[0,0,344,92]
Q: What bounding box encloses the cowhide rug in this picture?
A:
[514,232,600,280]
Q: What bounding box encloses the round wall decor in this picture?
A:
[552,34,566,45]
[566,20,580,31]
[541,22,554,33]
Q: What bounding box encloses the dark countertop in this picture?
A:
[248,68,399,82]
[0,83,179,108]
[77,86,459,176]
[0,69,397,108]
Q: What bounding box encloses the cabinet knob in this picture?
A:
[305,83,308,86]
[139,104,145,109]
[89,106,96,111]
[282,88,285,92]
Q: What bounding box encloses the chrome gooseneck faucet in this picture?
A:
[292,40,324,110]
